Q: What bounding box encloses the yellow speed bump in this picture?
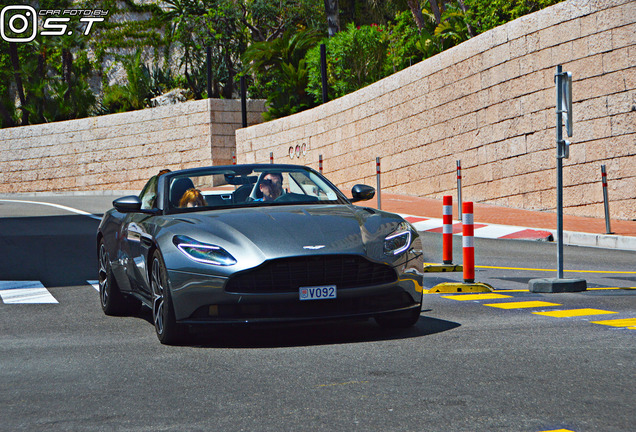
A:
[423,263,463,273]
[426,282,494,294]
[442,293,512,301]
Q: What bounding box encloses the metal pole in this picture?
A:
[240,76,247,128]
[376,157,381,210]
[601,164,612,234]
[556,65,564,280]
[206,46,212,98]
[456,160,463,222]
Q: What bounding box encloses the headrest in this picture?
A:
[170,177,195,207]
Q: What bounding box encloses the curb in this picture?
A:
[401,214,636,252]
[548,229,636,252]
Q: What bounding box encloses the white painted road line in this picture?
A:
[0,281,58,304]
[0,199,102,221]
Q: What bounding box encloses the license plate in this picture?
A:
[299,285,336,301]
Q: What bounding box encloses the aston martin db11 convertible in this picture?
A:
[97,164,424,344]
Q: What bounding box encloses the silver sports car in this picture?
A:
[97,164,424,344]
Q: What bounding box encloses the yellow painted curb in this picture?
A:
[423,264,463,273]
[426,282,494,294]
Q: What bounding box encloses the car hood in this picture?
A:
[167,204,403,262]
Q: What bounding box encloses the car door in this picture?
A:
[120,176,160,297]
[122,213,155,296]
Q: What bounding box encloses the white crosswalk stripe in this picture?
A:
[0,281,58,304]
[0,281,100,304]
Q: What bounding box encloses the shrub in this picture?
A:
[306,23,391,102]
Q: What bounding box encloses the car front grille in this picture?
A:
[225,255,397,294]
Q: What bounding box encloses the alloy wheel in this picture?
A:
[98,243,110,308]
[151,257,165,336]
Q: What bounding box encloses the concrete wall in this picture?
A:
[236,0,635,221]
[0,99,266,193]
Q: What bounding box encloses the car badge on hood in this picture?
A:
[303,245,326,250]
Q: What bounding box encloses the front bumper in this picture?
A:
[168,269,423,324]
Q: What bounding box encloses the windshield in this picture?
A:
[164,165,348,213]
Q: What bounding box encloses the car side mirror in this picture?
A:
[350,184,375,202]
[113,195,143,213]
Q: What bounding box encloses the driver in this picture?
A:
[258,172,284,201]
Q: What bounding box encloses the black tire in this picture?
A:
[98,239,139,316]
[150,250,183,345]
[375,307,421,329]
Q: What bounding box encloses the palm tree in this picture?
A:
[243,28,323,119]
[324,0,340,37]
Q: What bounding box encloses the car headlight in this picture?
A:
[173,235,237,266]
[384,222,412,256]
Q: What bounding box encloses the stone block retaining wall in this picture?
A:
[236,0,635,220]
[0,99,265,193]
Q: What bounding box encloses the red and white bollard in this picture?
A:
[426,200,493,292]
[443,195,453,264]
[319,154,323,174]
[456,160,463,221]
[270,152,274,164]
[462,202,475,283]
[232,151,237,165]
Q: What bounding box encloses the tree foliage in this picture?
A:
[464,0,563,34]
[306,23,389,101]
[0,0,564,127]
[243,29,323,119]
[0,20,96,127]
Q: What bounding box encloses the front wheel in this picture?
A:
[375,307,421,329]
[150,250,183,345]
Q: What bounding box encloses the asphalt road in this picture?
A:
[0,196,634,432]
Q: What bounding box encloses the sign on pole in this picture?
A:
[529,65,586,292]
[561,71,573,138]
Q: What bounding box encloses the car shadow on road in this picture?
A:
[133,302,460,348]
[163,313,461,349]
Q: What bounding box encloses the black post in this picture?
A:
[206,46,212,98]
[320,44,328,103]
[240,76,247,128]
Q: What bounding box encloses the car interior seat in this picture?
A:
[170,177,195,208]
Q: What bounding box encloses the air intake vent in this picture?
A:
[225,255,397,294]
